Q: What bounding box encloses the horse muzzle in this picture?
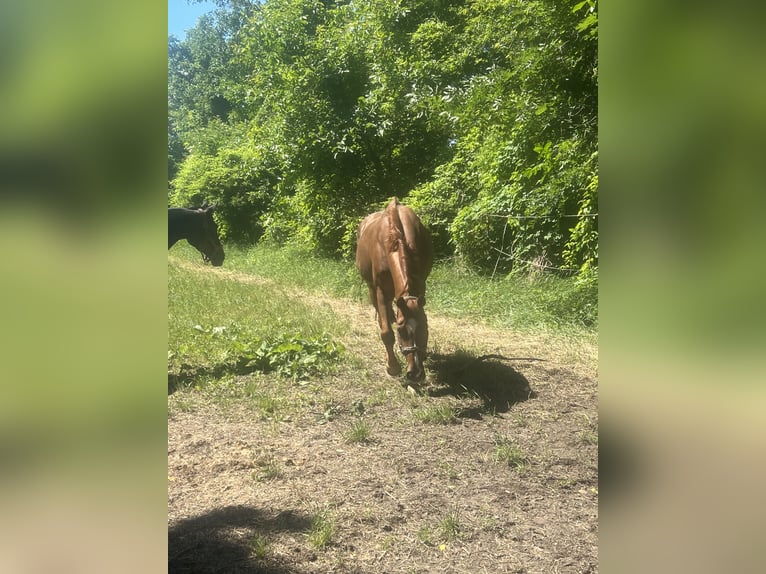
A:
[401,346,425,381]
[207,248,225,266]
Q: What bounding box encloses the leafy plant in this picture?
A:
[192,325,345,380]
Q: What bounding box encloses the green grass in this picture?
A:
[307,505,335,549]
[418,509,462,547]
[413,403,458,425]
[248,534,271,559]
[578,428,598,445]
[224,245,598,333]
[493,435,529,470]
[417,524,435,546]
[168,240,594,422]
[168,248,348,380]
[250,391,281,419]
[345,418,373,444]
[223,242,365,301]
[174,241,597,334]
[438,461,459,480]
[427,259,597,332]
[253,457,283,482]
[438,509,461,542]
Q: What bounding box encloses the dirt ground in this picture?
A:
[168,264,598,573]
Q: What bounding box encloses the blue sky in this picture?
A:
[168,0,218,39]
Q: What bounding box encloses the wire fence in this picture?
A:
[487,213,598,220]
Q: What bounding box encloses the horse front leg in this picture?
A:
[374,289,400,377]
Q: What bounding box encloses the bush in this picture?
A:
[170,143,279,243]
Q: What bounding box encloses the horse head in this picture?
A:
[189,205,225,266]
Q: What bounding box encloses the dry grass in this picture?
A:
[168,256,598,573]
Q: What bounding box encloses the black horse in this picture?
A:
[168,205,225,266]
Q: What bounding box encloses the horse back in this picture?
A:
[355,199,432,292]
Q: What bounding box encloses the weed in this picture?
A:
[418,512,461,547]
[414,403,457,425]
[230,332,345,380]
[249,534,271,559]
[253,457,282,481]
[438,509,461,542]
[578,428,598,445]
[417,525,435,546]
[250,392,282,420]
[172,396,196,413]
[317,402,341,424]
[438,461,459,480]
[308,505,335,549]
[513,412,529,427]
[380,535,398,551]
[346,418,373,444]
[493,435,529,470]
[480,514,500,532]
[578,414,598,445]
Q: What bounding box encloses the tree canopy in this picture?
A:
[169,0,597,277]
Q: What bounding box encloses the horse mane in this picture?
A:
[386,198,404,250]
[386,197,415,297]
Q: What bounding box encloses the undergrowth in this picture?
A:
[193,325,344,380]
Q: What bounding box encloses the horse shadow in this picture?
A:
[169,505,311,573]
[424,350,538,417]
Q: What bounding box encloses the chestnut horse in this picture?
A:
[356,198,433,382]
[168,205,225,266]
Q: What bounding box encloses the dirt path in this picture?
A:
[168,259,598,573]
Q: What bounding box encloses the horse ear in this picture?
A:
[396,297,407,312]
[419,296,426,307]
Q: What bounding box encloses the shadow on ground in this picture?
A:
[168,365,227,395]
[169,505,311,574]
[168,361,269,395]
[425,351,538,416]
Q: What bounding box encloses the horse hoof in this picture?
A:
[386,364,402,377]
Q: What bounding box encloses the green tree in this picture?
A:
[168,0,598,275]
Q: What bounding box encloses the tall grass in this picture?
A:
[170,241,597,337]
[223,243,365,301]
[428,260,597,332]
